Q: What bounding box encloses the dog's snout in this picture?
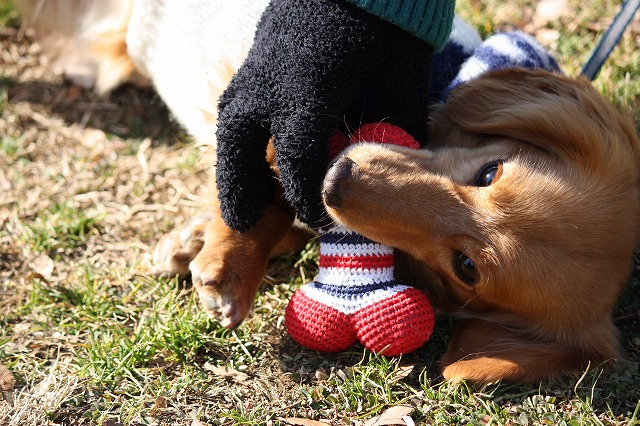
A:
[323,157,356,208]
[327,157,356,185]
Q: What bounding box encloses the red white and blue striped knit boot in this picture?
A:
[284,123,435,356]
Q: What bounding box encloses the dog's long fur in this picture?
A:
[19,0,640,384]
[324,68,640,382]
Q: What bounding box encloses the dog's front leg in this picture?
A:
[188,184,309,329]
[153,141,313,328]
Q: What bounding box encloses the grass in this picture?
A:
[0,0,16,28]
[22,202,104,254]
[1,0,639,424]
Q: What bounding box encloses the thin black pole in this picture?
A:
[581,0,640,80]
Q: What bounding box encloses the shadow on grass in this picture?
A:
[270,275,640,419]
[3,76,186,144]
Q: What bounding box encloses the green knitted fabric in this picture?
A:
[346,0,455,51]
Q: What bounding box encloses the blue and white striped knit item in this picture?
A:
[300,226,410,315]
[430,15,482,103]
[431,17,562,102]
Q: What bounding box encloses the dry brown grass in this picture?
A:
[0,26,204,286]
[1,1,640,425]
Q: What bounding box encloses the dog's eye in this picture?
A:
[454,252,478,285]
[475,161,503,187]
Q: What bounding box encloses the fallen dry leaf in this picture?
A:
[534,0,570,26]
[203,362,249,383]
[315,368,329,381]
[281,418,329,426]
[0,364,15,391]
[525,0,573,35]
[149,395,167,416]
[28,254,55,282]
[536,28,561,47]
[364,404,414,426]
[391,365,415,381]
[0,363,15,404]
[191,419,208,426]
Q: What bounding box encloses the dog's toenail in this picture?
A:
[225,319,243,331]
[220,307,243,330]
[323,157,356,208]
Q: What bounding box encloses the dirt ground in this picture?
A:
[0,25,335,424]
[0,25,202,280]
[1,7,640,424]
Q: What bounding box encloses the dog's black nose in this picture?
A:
[323,156,356,208]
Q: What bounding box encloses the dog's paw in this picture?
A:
[189,257,249,330]
[189,243,268,330]
[187,218,275,330]
[151,213,212,278]
[179,198,302,329]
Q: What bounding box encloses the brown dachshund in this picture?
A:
[157,69,640,384]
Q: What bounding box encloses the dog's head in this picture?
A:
[323,68,640,350]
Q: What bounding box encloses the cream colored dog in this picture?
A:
[19,0,268,145]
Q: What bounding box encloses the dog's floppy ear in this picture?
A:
[442,68,640,174]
